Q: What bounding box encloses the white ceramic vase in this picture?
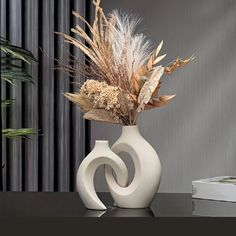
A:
[76,125,161,210]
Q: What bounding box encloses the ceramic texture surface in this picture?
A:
[76,126,161,210]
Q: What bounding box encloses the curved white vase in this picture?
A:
[76,125,161,210]
[105,125,161,208]
[76,140,128,210]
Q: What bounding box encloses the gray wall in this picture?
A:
[92,0,236,193]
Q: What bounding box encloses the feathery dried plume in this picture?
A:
[108,10,153,80]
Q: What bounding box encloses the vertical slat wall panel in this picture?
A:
[41,0,55,192]
[1,0,88,192]
[71,0,86,191]
[24,0,39,191]
[0,0,7,191]
[56,0,71,192]
[9,0,22,191]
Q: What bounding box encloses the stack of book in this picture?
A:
[192,176,236,202]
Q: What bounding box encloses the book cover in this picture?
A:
[192,176,236,202]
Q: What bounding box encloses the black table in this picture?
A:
[0,192,236,217]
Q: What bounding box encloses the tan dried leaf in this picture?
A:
[155,40,163,57]
[152,99,168,107]
[165,55,194,75]
[137,66,164,112]
[144,95,176,110]
[159,95,176,102]
[144,103,156,110]
[63,93,92,112]
[147,55,155,70]
[144,100,167,110]
[139,41,165,76]
[153,54,166,65]
[83,109,119,124]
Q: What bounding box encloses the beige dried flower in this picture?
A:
[94,86,120,110]
[80,79,108,100]
[77,79,135,125]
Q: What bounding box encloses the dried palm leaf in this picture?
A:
[137,66,164,112]
[63,93,93,112]
[84,109,119,124]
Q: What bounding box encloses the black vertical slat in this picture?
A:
[37,0,43,192]
[85,0,92,156]
[70,0,86,191]
[0,0,4,192]
[21,0,26,192]
[9,0,23,191]
[24,0,39,191]
[5,0,10,191]
[41,0,55,191]
[55,0,71,192]
[1,0,7,191]
[53,0,58,192]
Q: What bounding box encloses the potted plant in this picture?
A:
[0,37,37,188]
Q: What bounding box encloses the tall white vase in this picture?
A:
[105,125,161,208]
[76,125,161,210]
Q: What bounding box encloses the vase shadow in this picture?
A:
[83,210,107,217]
[83,207,155,217]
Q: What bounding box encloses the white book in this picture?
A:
[192,198,236,217]
[192,176,236,202]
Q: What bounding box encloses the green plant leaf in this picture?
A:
[1,62,24,70]
[1,99,14,108]
[1,56,26,62]
[0,38,37,63]
[2,128,37,138]
[1,68,34,84]
[1,37,38,140]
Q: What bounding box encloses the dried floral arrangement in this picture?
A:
[57,0,193,126]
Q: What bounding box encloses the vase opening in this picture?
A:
[94,140,110,148]
[95,140,109,143]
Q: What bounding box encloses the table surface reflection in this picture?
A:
[0,192,236,217]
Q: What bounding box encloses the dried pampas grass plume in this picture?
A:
[109,10,153,80]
